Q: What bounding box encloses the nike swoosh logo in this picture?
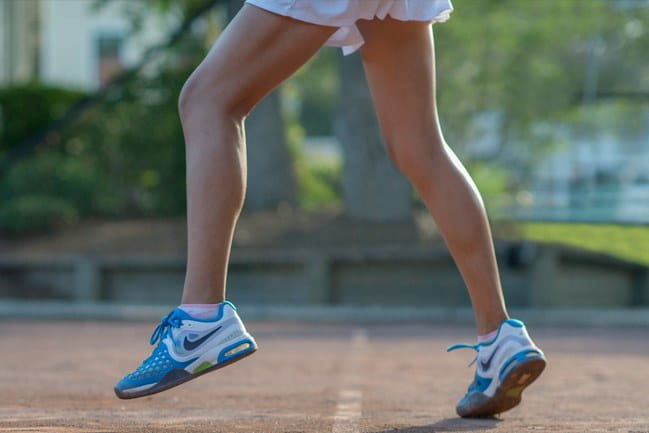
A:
[480,345,500,371]
[183,326,222,351]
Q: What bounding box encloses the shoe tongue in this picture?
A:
[171,308,193,321]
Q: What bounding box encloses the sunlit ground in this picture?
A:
[2,321,648,433]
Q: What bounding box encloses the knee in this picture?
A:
[178,67,250,124]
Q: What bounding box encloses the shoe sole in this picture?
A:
[458,356,546,418]
[114,343,257,400]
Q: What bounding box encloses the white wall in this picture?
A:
[39,0,167,90]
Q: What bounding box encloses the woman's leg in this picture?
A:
[356,18,507,335]
[179,5,336,304]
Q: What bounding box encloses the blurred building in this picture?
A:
[0,0,40,84]
[466,110,649,223]
[528,115,649,223]
[0,0,165,89]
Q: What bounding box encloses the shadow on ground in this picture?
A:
[371,417,502,432]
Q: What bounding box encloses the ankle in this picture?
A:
[475,311,508,336]
[181,296,225,305]
[181,285,225,305]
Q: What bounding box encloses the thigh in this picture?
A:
[192,4,337,115]
[356,18,443,154]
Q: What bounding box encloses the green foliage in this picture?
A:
[434,0,649,165]
[4,0,649,235]
[2,153,102,213]
[282,88,341,209]
[0,153,104,234]
[93,0,219,35]
[243,32,342,212]
[0,84,85,157]
[0,2,213,234]
[0,195,79,234]
[565,100,649,141]
[71,55,197,216]
[286,49,339,136]
[509,223,649,266]
[0,85,90,234]
[295,159,341,209]
[0,35,206,234]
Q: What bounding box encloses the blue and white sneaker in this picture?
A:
[115,301,257,399]
[447,319,546,417]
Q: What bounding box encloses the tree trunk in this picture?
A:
[336,52,411,221]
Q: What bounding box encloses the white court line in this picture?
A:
[331,328,368,433]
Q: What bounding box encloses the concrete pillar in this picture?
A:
[631,267,649,306]
[304,254,331,304]
[73,257,102,302]
[527,246,559,307]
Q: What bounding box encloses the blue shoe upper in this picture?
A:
[467,372,492,394]
[115,302,238,392]
[116,308,198,392]
[115,341,196,391]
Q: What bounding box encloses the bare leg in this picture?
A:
[357,18,508,334]
[179,5,336,303]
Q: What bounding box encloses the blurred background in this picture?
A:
[1,0,648,315]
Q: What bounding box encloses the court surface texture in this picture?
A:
[1,320,647,433]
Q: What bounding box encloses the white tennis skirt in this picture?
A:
[245,0,453,55]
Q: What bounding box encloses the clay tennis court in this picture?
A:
[1,320,648,433]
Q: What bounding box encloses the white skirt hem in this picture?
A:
[245,0,453,55]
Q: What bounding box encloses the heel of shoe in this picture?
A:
[498,356,546,404]
[189,336,258,376]
[461,357,546,417]
[498,348,545,381]
[217,337,257,364]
